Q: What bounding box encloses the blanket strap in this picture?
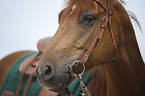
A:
[16,53,38,96]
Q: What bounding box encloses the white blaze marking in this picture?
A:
[70,4,77,14]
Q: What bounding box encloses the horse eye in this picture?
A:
[83,15,96,26]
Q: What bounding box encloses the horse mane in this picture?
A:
[118,0,126,5]
[118,0,141,31]
[127,11,142,31]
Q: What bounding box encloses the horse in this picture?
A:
[0,37,58,96]
[36,0,145,96]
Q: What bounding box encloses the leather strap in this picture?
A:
[16,53,38,96]
[1,91,15,96]
[80,0,116,65]
[19,54,40,77]
[23,70,35,96]
[95,0,107,11]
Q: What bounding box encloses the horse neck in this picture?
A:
[87,2,145,96]
[104,2,145,96]
[87,66,107,96]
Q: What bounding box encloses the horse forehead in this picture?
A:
[70,4,77,15]
[69,2,99,15]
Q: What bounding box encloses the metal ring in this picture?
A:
[103,16,108,22]
[80,64,85,76]
[70,60,82,67]
[69,60,85,76]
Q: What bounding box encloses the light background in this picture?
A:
[0,0,145,63]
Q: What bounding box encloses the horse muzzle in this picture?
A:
[35,61,72,92]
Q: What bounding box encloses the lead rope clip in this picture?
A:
[78,74,92,96]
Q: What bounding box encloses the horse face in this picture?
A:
[36,1,118,92]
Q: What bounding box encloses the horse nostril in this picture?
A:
[44,66,52,76]
[42,65,54,81]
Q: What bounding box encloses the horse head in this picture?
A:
[36,0,122,92]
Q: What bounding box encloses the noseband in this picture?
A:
[68,0,116,95]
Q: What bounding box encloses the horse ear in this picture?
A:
[58,8,68,24]
[58,9,64,24]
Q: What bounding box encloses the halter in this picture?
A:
[68,0,116,95]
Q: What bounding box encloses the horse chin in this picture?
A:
[51,72,73,92]
[49,77,67,92]
[48,65,82,92]
[39,72,72,92]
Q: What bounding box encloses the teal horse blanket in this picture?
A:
[0,52,43,96]
[0,52,91,96]
[68,71,91,96]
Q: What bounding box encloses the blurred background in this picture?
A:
[0,0,145,63]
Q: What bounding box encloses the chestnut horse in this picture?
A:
[0,51,32,88]
[36,0,145,96]
[0,37,58,96]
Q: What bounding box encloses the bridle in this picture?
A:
[81,0,116,65]
[67,0,117,96]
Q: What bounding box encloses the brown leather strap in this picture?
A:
[80,0,116,65]
[19,53,41,76]
[95,0,107,11]
[23,70,35,96]
[16,53,38,96]
[108,11,117,51]
[1,91,15,96]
